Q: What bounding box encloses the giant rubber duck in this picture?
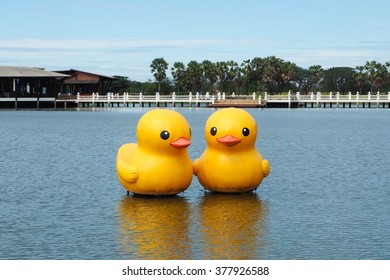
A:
[116,109,193,195]
[193,108,270,193]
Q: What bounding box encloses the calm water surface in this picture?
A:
[0,108,389,259]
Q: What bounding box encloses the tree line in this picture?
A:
[109,57,390,95]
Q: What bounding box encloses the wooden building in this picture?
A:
[0,66,69,97]
[56,69,115,95]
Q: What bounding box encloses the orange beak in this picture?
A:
[170,137,191,149]
[216,134,241,147]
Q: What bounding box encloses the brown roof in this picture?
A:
[55,69,115,80]
[0,66,70,78]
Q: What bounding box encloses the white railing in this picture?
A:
[66,91,390,108]
[75,92,216,104]
[264,91,390,104]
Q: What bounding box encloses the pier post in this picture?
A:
[316,92,321,108]
[356,92,360,108]
[377,92,380,107]
[288,91,291,108]
[196,92,199,107]
[172,92,176,107]
[349,92,352,108]
[253,92,256,100]
[336,92,340,108]
[388,92,390,108]
[139,92,143,107]
[368,92,371,108]
[310,92,314,108]
[156,92,160,107]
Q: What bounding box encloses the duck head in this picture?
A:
[205,108,257,150]
[137,109,191,153]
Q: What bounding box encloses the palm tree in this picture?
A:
[216,61,228,93]
[187,60,202,93]
[150,58,168,93]
[279,61,297,92]
[235,69,245,94]
[364,61,388,92]
[241,59,253,93]
[308,65,324,92]
[262,56,282,93]
[202,60,218,93]
[226,60,238,93]
[354,66,366,93]
[250,57,266,91]
[171,62,186,94]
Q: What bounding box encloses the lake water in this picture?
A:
[1,107,389,260]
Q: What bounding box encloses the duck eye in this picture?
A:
[210,127,217,136]
[160,130,170,140]
[242,127,250,136]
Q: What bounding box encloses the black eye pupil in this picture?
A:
[242,127,250,136]
[160,130,170,140]
[210,127,217,136]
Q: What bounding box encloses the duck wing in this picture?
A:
[262,159,270,177]
[117,143,139,183]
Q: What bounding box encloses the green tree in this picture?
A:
[216,61,228,92]
[262,56,279,92]
[364,61,388,92]
[279,61,298,92]
[235,69,245,94]
[202,60,218,93]
[354,66,366,93]
[109,76,132,93]
[308,65,324,92]
[321,67,357,93]
[187,60,202,93]
[241,59,253,93]
[292,67,311,94]
[150,58,168,93]
[226,60,239,93]
[250,57,266,92]
[171,62,186,93]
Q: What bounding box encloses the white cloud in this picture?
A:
[1,38,389,80]
[0,38,268,50]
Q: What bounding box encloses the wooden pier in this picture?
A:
[263,92,390,108]
[71,92,215,108]
[2,91,390,109]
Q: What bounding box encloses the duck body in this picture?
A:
[117,109,193,195]
[194,108,270,193]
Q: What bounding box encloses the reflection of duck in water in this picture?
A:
[194,108,270,193]
[116,195,191,259]
[116,109,192,195]
[199,193,268,259]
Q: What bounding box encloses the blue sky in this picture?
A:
[1,0,390,81]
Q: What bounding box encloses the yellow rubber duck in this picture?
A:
[116,109,193,195]
[193,108,270,193]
